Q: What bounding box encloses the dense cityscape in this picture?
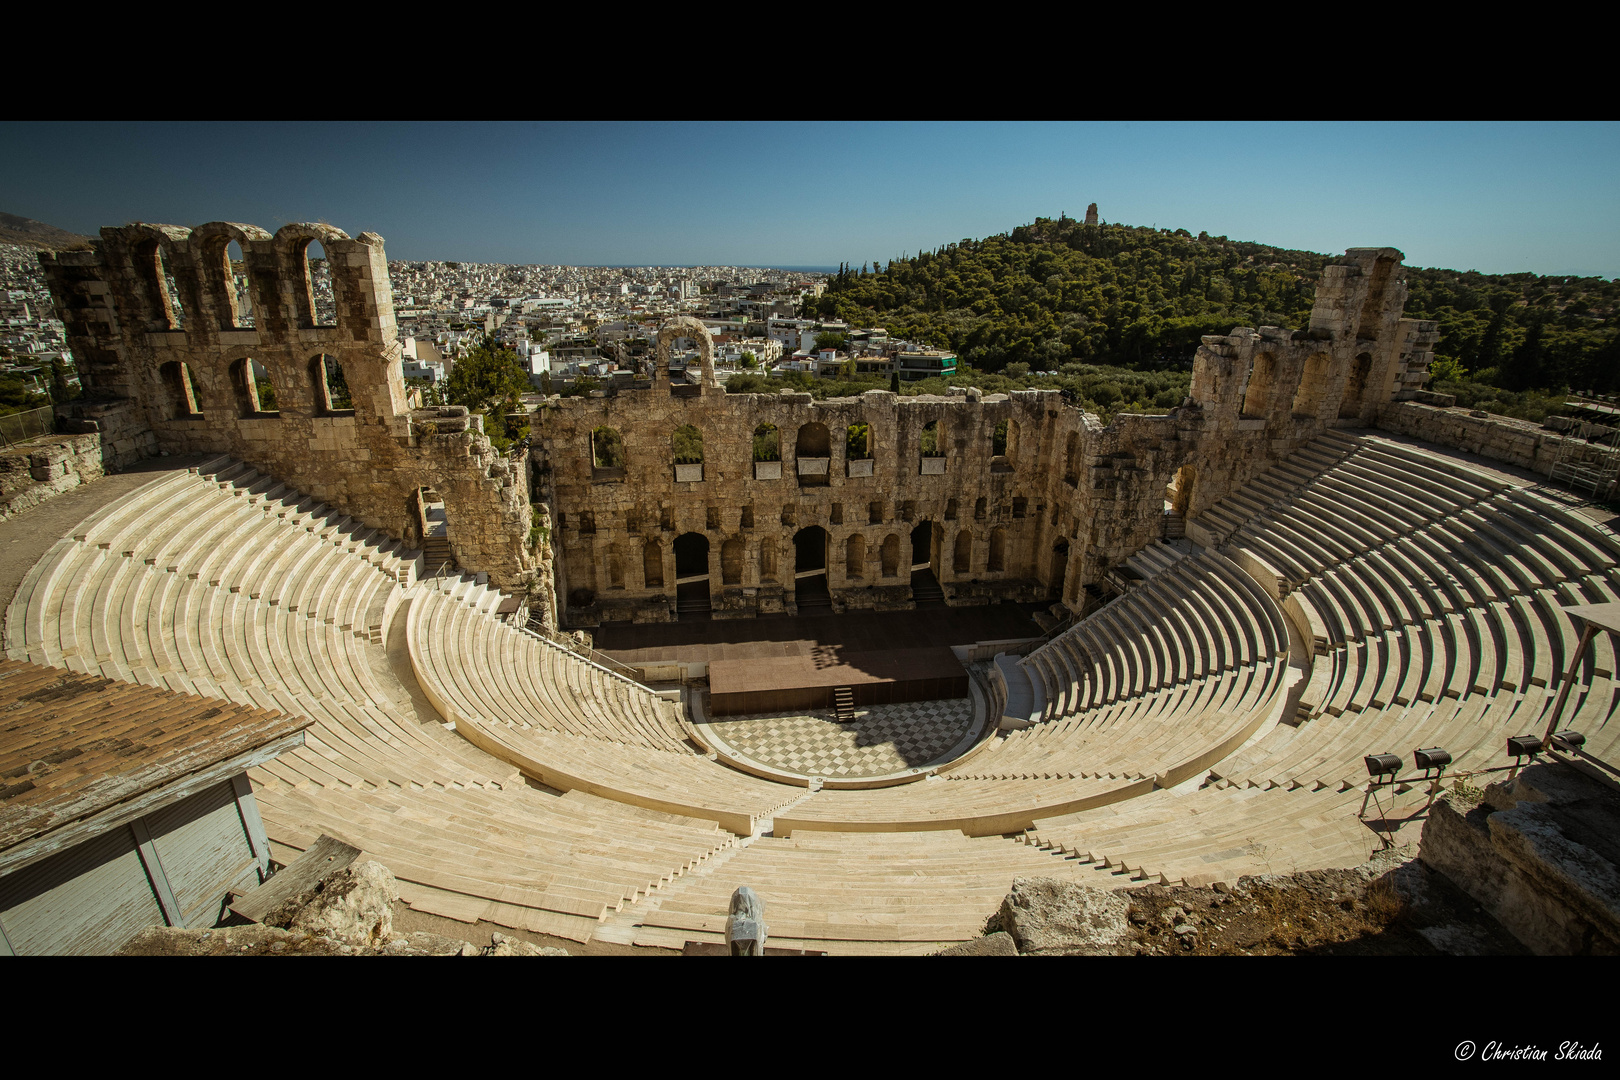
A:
[0,240,974,412]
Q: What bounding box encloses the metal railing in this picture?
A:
[517,620,653,690]
[0,406,55,446]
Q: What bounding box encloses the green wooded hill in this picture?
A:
[802,215,1620,395]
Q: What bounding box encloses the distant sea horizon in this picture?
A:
[596,264,838,274]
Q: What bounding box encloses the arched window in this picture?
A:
[1167,464,1196,517]
[226,240,253,328]
[133,239,181,331]
[880,534,900,577]
[752,423,780,462]
[845,533,866,579]
[988,527,1007,573]
[160,361,203,417]
[954,530,972,573]
[233,358,278,417]
[974,497,987,521]
[305,240,337,328]
[672,424,704,464]
[673,424,704,482]
[1242,353,1276,418]
[721,537,745,585]
[643,538,664,588]
[311,354,354,416]
[592,426,626,470]
[759,536,778,582]
[796,422,830,487]
[945,497,958,520]
[846,422,871,459]
[1340,352,1373,418]
[920,420,943,456]
[1292,352,1331,418]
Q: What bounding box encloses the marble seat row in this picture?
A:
[1024,548,1287,724]
[255,779,740,942]
[1021,783,1382,887]
[1189,435,1620,795]
[448,713,804,836]
[408,581,689,752]
[629,829,1091,954]
[7,461,773,944]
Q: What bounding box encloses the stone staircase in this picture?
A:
[675,582,712,619]
[910,568,945,607]
[833,687,855,723]
[422,534,454,574]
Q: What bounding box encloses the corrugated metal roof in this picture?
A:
[0,660,308,854]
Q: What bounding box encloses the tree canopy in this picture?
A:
[443,335,530,415]
[800,214,1618,394]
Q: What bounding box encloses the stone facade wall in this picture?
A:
[535,379,1079,625]
[37,223,535,592]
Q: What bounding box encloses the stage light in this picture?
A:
[1365,753,1401,779]
[1413,747,1451,770]
[1550,730,1586,753]
[1507,735,1542,758]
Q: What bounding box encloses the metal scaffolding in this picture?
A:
[1547,410,1620,502]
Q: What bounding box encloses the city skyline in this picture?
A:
[2,121,1617,277]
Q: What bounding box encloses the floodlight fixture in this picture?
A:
[1365,753,1402,779]
[1507,735,1543,759]
[1413,747,1451,771]
[1549,730,1586,754]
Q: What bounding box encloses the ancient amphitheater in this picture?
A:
[4,222,1616,953]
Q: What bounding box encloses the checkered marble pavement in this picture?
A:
[700,698,974,778]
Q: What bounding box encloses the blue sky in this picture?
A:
[3,121,1616,277]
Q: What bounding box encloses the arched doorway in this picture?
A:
[1051,537,1069,601]
[673,532,710,618]
[910,520,943,607]
[793,526,830,611]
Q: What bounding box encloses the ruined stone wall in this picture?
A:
[0,432,104,521]
[1378,400,1614,491]
[533,379,1080,625]
[38,223,535,592]
[531,246,1424,627]
[34,225,1422,622]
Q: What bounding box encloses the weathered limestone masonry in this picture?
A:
[540,380,1072,625]
[0,432,104,521]
[535,247,1427,627]
[1379,400,1610,482]
[37,223,535,592]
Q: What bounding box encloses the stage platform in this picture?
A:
[593,602,1045,666]
[707,647,969,716]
